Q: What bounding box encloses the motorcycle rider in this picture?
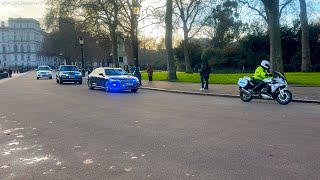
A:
[251,60,273,93]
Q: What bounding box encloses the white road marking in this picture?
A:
[124,167,132,172]
[83,159,93,164]
[1,165,10,169]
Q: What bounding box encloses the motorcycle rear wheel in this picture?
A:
[276,90,292,105]
[240,90,253,102]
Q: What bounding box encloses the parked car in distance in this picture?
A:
[87,67,140,92]
[36,66,52,79]
[56,65,82,84]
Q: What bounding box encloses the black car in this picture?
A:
[87,67,140,92]
[56,65,82,84]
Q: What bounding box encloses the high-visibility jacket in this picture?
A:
[253,66,268,80]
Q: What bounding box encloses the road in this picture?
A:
[0,72,319,180]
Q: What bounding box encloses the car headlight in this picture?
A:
[60,73,67,76]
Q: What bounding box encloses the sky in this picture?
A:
[0,0,319,37]
[0,0,163,37]
[0,0,47,22]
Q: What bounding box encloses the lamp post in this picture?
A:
[79,37,85,76]
[132,0,141,85]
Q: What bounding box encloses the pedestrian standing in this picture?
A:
[8,68,12,77]
[204,64,211,89]
[200,63,206,91]
[147,64,154,81]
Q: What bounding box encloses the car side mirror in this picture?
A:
[99,73,104,77]
[56,69,59,71]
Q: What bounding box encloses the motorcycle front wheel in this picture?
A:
[240,90,253,102]
[276,90,292,105]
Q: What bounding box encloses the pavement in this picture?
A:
[141,80,320,104]
[1,72,320,179]
[0,72,29,85]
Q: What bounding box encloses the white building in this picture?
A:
[0,18,57,69]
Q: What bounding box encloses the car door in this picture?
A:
[89,68,99,86]
[97,69,106,87]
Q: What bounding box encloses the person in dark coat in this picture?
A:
[147,64,154,81]
[204,64,211,89]
[200,63,206,90]
[8,68,12,77]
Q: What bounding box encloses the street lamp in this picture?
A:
[79,37,85,76]
[132,0,141,85]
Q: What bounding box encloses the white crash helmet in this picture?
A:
[261,60,270,69]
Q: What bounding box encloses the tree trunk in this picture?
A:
[165,0,177,80]
[299,0,311,72]
[111,28,119,68]
[262,0,284,73]
[183,26,192,73]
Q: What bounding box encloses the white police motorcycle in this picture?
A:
[237,72,292,105]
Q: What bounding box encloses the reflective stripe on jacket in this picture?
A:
[253,66,268,80]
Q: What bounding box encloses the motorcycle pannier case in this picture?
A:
[238,78,249,88]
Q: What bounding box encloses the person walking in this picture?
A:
[199,63,206,91]
[147,64,154,81]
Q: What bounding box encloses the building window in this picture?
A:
[15,55,18,61]
[21,45,24,52]
[2,45,5,52]
[27,55,30,61]
[14,32,16,41]
[119,57,124,63]
[14,44,18,52]
[2,33,4,41]
[27,32,30,41]
[4,63,6,67]
[21,54,24,61]
[3,55,6,61]
[27,45,31,52]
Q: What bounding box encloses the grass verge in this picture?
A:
[141,71,320,86]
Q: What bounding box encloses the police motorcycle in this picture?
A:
[237,72,292,105]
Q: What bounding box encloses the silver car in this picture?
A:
[87,68,140,92]
[36,66,52,79]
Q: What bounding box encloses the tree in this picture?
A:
[205,0,242,48]
[299,0,311,72]
[174,0,206,73]
[239,0,293,73]
[166,0,177,80]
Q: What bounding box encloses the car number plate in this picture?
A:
[126,83,134,86]
[69,75,75,78]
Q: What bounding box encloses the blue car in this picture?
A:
[87,68,140,92]
[56,65,82,84]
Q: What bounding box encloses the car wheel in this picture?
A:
[59,78,63,84]
[131,89,138,93]
[37,77,39,80]
[88,79,94,90]
[49,77,52,79]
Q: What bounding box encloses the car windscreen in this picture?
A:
[38,67,50,71]
[60,66,78,71]
[105,69,128,76]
